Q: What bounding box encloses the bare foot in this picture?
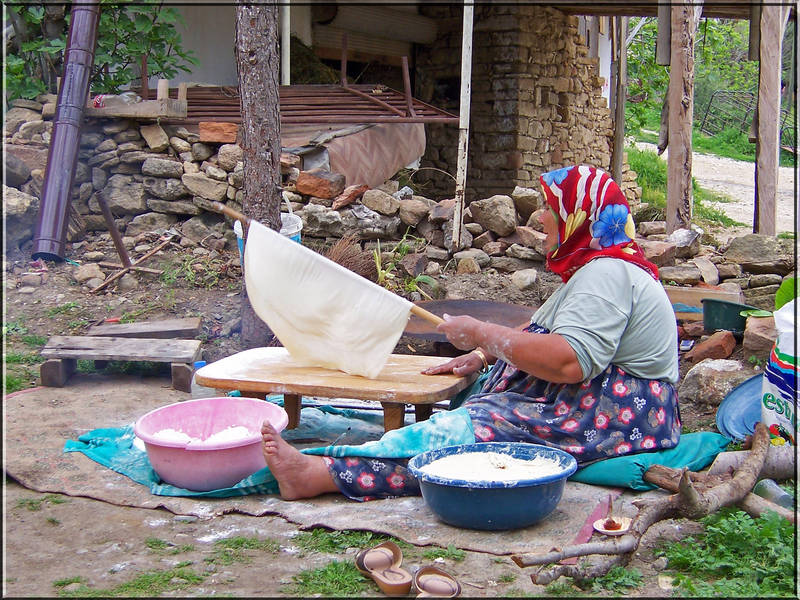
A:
[261,421,338,500]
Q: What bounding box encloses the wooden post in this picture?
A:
[666,2,701,233]
[656,4,671,65]
[281,3,291,85]
[588,16,599,59]
[451,0,474,252]
[140,55,149,100]
[753,6,787,235]
[156,79,169,101]
[612,16,627,183]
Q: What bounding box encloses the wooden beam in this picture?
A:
[612,16,628,183]
[451,0,474,252]
[753,5,786,235]
[666,2,702,233]
[656,4,671,65]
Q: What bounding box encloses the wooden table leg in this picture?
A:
[40,358,76,387]
[381,402,406,432]
[414,404,434,423]
[284,393,302,429]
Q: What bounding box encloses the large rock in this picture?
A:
[295,169,345,199]
[5,144,49,174]
[341,206,400,239]
[453,248,491,268]
[743,315,778,357]
[659,264,702,285]
[142,157,184,178]
[139,124,169,152]
[636,238,676,267]
[123,212,177,237]
[469,195,517,237]
[143,177,190,201]
[180,213,225,241]
[301,203,344,237]
[216,144,243,171]
[332,184,369,211]
[3,185,39,249]
[146,198,202,215]
[510,185,542,222]
[73,262,105,283]
[181,172,228,201]
[724,234,795,275]
[666,228,701,258]
[685,330,737,363]
[4,153,31,188]
[361,189,400,216]
[398,198,430,227]
[94,175,147,215]
[678,359,754,407]
[4,107,41,135]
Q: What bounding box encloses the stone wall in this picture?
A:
[415,5,637,204]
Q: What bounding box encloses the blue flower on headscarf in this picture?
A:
[592,204,631,247]
[541,166,573,187]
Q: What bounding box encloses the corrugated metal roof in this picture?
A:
[169,84,458,126]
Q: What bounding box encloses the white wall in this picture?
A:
[166,4,311,87]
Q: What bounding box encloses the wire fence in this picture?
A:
[700,90,796,154]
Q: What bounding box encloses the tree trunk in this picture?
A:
[234,5,282,348]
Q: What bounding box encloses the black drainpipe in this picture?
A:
[31,0,100,261]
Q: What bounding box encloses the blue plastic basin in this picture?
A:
[408,442,578,531]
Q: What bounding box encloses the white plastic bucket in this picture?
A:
[280,195,302,243]
[280,213,302,243]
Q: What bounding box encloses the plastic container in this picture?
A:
[701,299,761,337]
[753,478,795,510]
[134,396,289,491]
[280,213,302,243]
[191,360,216,399]
[407,442,577,530]
[233,220,244,267]
[280,195,302,243]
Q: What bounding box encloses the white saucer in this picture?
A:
[593,516,632,536]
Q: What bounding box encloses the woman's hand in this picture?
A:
[436,314,483,351]
[421,351,484,376]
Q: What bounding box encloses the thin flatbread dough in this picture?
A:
[244,220,412,378]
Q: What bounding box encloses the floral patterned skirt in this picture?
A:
[325,324,681,501]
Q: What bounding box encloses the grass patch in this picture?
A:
[21,334,48,347]
[627,145,745,228]
[4,372,29,394]
[204,536,280,566]
[146,538,194,555]
[544,579,580,596]
[497,573,517,583]
[4,351,43,365]
[46,301,81,317]
[282,560,369,597]
[587,566,643,594]
[421,545,466,562]
[16,494,69,511]
[292,528,396,556]
[658,508,795,596]
[53,566,204,597]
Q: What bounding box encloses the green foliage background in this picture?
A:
[5,0,196,102]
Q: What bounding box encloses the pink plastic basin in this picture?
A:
[134,396,288,491]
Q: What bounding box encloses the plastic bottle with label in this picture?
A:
[191,360,217,398]
[752,478,795,510]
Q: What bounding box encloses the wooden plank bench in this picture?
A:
[39,335,201,392]
[86,317,201,340]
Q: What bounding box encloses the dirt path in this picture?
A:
[635,142,797,234]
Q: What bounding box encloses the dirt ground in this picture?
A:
[11,141,789,600]
[3,232,724,598]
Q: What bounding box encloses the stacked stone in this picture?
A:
[415,5,636,204]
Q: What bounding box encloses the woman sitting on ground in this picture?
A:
[261,165,682,501]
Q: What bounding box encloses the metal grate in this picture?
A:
[164,84,459,126]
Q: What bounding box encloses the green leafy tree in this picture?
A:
[5,0,196,103]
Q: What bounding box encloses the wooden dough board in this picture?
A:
[195,347,477,431]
